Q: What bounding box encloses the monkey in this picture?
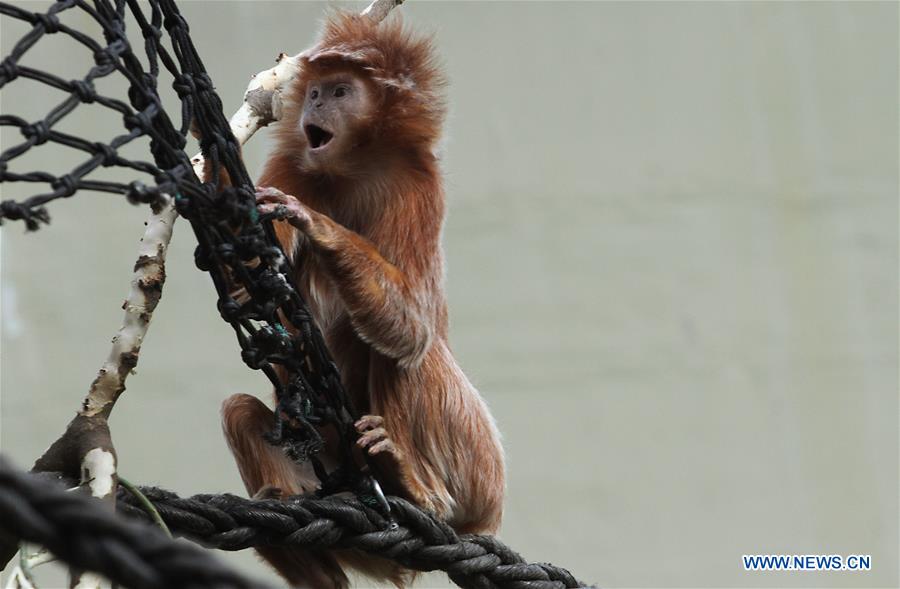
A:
[220,12,505,588]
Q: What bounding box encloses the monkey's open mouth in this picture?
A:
[305,124,333,149]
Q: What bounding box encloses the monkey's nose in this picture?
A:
[315,102,323,108]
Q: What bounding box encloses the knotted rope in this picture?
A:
[115,484,585,589]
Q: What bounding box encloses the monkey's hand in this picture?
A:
[256,186,313,232]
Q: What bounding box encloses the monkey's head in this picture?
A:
[296,63,377,169]
[278,12,446,176]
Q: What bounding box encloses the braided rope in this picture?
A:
[0,457,590,589]
[114,484,587,589]
[117,487,583,589]
[0,457,268,589]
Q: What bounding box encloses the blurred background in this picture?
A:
[1,1,897,587]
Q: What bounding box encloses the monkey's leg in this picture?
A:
[222,394,349,588]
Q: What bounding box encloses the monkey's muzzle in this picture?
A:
[305,124,333,149]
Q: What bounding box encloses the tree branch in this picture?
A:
[81,196,174,419]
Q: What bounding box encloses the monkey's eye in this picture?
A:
[334,86,348,98]
[310,89,319,100]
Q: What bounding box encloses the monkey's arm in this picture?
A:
[259,188,434,367]
[314,219,435,368]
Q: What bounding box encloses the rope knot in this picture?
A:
[290,308,312,327]
[71,79,96,103]
[94,39,128,67]
[172,74,196,96]
[173,72,210,97]
[0,200,50,230]
[218,298,241,322]
[153,165,188,193]
[194,244,211,271]
[22,121,51,145]
[162,12,189,33]
[93,142,117,166]
[52,174,78,197]
[241,348,262,369]
[141,25,163,42]
[194,73,212,92]
[175,191,194,216]
[0,58,19,87]
[126,180,162,205]
[216,243,236,262]
[0,200,26,220]
[34,13,61,34]
[124,108,154,132]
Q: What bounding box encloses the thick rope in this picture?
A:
[0,456,588,589]
[113,484,587,589]
[0,457,269,589]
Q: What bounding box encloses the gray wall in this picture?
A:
[1,2,897,587]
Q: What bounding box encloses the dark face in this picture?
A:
[300,71,375,166]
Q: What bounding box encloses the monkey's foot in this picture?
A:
[355,415,402,460]
[355,415,438,515]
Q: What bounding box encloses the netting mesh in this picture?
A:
[0,0,385,507]
[1,0,189,227]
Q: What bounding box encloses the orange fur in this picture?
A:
[222,12,505,588]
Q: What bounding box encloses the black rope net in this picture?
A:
[0,0,385,502]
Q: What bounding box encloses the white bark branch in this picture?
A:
[51,197,175,589]
[80,196,175,418]
[361,0,405,23]
[4,543,50,589]
[19,197,175,587]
